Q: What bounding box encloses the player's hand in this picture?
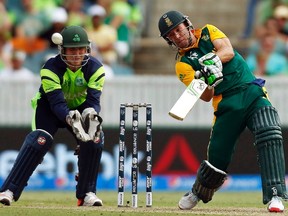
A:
[66,110,91,142]
[82,108,103,143]
[199,52,222,71]
[198,65,223,87]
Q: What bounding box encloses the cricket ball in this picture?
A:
[51,32,63,45]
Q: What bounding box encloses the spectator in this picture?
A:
[246,29,288,76]
[12,0,50,48]
[86,4,117,79]
[248,17,288,56]
[86,5,117,65]
[0,50,36,80]
[0,32,11,70]
[33,0,62,12]
[104,0,132,64]
[0,1,12,70]
[264,16,288,56]
[39,7,68,57]
[10,0,51,73]
[63,0,87,26]
[273,4,288,37]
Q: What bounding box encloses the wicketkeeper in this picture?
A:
[0,26,105,207]
[158,10,288,213]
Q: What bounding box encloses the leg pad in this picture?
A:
[250,106,288,204]
[76,131,104,199]
[192,160,227,203]
[0,130,53,201]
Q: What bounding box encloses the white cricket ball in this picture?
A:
[51,32,63,45]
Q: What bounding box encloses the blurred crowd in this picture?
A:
[244,1,288,77]
[0,0,144,80]
[1,0,288,80]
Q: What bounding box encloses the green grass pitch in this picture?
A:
[0,191,279,216]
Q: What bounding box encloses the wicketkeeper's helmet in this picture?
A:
[57,25,91,67]
[61,25,90,48]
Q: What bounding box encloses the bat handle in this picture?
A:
[195,70,202,79]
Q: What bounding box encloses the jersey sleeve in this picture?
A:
[40,68,70,122]
[40,69,62,92]
[206,24,227,41]
[81,65,105,113]
[175,61,196,87]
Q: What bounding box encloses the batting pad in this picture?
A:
[250,106,288,204]
[192,160,227,203]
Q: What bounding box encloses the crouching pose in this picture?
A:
[0,25,106,207]
[158,10,288,212]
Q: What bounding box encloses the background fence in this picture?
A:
[0,75,287,128]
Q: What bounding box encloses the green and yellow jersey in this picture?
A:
[175,24,255,96]
[37,55,105,122]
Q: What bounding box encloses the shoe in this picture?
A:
[77,192,103,206]
[178,191,200,210]
[267,196,284,212]
[0,190,14,206]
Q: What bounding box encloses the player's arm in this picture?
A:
[80,66,105,113]
[176,61,214,102]
[212,37,234,63]
[199,24,234,66]
[201,87,214,102]
[41,68,70,122]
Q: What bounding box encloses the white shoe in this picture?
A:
[0,190,14,206]
[78,192,103,206]
[178,191,200,210]
[267,196,284,212]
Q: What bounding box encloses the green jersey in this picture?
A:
[175,24,256,96]
[36,55,105,122]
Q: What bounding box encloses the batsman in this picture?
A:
[158,10,288,212]
[0,26,105,207]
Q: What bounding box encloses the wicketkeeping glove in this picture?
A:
[82,108,103,143]
[198,52,223,71]
[66,110,91,142]
[196,65,223,88]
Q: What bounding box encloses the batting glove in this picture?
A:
[198,65,223,88]
[198,52,223,71]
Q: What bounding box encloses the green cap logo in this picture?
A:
[73,34,81,42]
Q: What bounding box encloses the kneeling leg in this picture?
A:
[0,129,53,201]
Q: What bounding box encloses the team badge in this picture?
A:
[163,14,173,27]
[37,136,46,145]
[73,34,81,42]
[179,74,185,82]
[201,35,210,41]
[75,77,84,86]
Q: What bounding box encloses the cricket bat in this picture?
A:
[169,78,208,121]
